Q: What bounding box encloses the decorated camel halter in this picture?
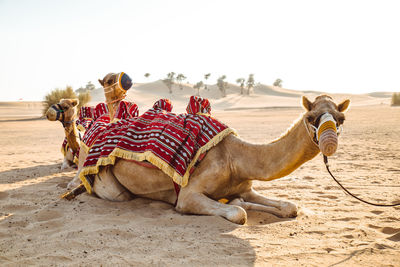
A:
[104,72,132,104]
[312,112,339,156]
[51,104,75,127]
[304,112,340,156]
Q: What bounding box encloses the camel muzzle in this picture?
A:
[316,113,338,156]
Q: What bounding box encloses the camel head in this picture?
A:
[302,95,350,156]
[45,98,79,123]
[98,72,132,104]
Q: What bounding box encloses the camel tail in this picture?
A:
[60,184,86,200]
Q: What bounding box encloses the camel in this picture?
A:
[45,99,81,170]
[66,74,350,224]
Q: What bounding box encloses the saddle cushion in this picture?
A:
[79,107,237,194]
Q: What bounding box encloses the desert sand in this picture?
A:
[0,84,399,266]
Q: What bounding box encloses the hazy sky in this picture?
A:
[1,0,399,101]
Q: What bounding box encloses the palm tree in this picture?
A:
[236,78,245,95]
[204,73,211,90]
[273,78,282,88]
[144,73,150,79]
[246,74,255,95]
[217,75,228,97]
[163,72,176,94]
[194,81,204,96]
[176,73,187,90]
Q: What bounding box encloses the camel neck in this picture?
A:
[63,121,80,154]
[235,116,320,181]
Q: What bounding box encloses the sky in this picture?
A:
[0,0,399,101]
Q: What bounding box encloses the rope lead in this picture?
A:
[324,155,400,207]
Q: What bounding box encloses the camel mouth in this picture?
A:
[45,109,58,121]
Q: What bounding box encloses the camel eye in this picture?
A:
[307,115,315,123]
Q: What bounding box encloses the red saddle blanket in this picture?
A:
[79,108,237,193]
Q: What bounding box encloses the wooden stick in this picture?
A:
[60,184,86,200]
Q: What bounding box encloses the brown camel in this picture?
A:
[45,99,80,170]
[66,75,350,224]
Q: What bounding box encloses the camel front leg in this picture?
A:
[176,192,247,224]
[229,198,285,218]
[240,188,298,218]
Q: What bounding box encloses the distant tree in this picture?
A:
[217,75,228,97]
[273,78,283,88]
[75,81,95,94]
[85,81,96,91]
[391,92,400,106]
[144,73,150,78]
[246,74,255,95]
[194,81,204,96]
[163,72,176,93]
[204,73,211,90]
[236,78,245,95]
[176,73,187,90]
[43,86,90,116]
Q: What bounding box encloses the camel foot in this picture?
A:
[279,202,298,218]
[67,176,81,190]
[226,206,247,225]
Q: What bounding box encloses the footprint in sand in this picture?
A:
[370,210,384,215]
[332,217,359,222]
[34,210,62,222]
[0,191,9,200]
[387,232,400,242]
[368,224,400,242]
[381,227,400,235]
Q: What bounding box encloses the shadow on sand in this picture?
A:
[0,163,66,184]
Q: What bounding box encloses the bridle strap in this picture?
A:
[51,104,65,121]
[303,117,319,148]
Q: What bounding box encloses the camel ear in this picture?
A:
[302,96,313,111]
[338,99,350,112]
[98,78,104,87]
[71,99,79,107]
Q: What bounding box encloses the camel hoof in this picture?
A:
[226,206,247,225]
[280,202,298,218]
[61,163,68,170]
[67,178,81,190]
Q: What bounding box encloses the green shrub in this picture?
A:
[391,92,400,106]
[42,86,91,116]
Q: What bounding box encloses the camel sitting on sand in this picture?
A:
[46,99,81,170]
[65,73,350,224]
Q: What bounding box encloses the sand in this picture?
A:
[0,89,399,266]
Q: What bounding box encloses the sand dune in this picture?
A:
[88,81,392,113]
[0,89,399,266]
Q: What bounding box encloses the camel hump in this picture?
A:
[186,96,211,115]
[153,99,173,112]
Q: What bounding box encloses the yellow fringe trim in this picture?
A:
[80,141,90,154]
[77,124,86,132]
[73,155,79,165]
[79,127,238,194]
[61,145,67,157]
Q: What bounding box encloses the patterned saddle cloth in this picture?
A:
[79,97,237,194]
[61,101,139,164]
